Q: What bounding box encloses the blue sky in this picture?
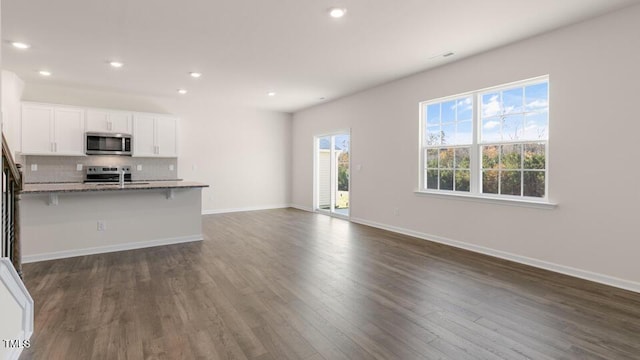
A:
[425,81,549,145]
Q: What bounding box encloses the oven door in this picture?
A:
[86,133,132,155]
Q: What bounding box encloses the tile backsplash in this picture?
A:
[22,155,178,183]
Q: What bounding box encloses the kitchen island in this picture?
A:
[20,181,208,262]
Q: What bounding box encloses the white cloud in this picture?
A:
[527,99,549,109]
[482,95,501,117]
[450,97,472,114]
[483,120,500,129]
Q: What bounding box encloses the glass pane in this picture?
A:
[426,125,441,145]
[501,144,522,169]
[482,145,499,169]
[426,149,439,168]
[524,171,545,198]
[524,111,548,140]
[525,82,549,112]
[456,121,472,144]
[334,134,350,216]
[317,136,332,211]
[502,114,524,141]
[440,170,453,190]
[524,143,545,169]
[502,87,524,114]
[481,117,501,142]
[457,97,472,121]
[482,92,501,118]
[426,103,441,126]
[483,170,499,194]
[439,148,454,168]
[455,170,470,192]
[440,123,455,145]
[441,100,456,123]
[500,171,522,196]
[426,170,438,189]
[455,148,470,169]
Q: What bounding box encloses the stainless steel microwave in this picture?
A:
[85,132,132,156]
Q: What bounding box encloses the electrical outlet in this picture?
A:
[169,164,175,171]
[393,207,400,216]
[31,164,38,171]
[76,164,83,171]
[97,221,106,231]
[136,164,142,171]
[192,164,197,171]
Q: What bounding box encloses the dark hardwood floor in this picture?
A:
[20,208,640,359]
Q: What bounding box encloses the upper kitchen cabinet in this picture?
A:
[132,114,178,157]
[21,102,85,156]
[86,109,133,134]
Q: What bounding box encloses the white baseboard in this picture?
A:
[22,235,203,263]
[289,204,314,212]
[202,204,291,215]
[350,217,640,294]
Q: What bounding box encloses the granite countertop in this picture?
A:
[21,181,209,194]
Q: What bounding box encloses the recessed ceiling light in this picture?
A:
[189,72,202,78]
[11,42,31,49]
[109,61,124,68]
[329,8,347,18]
[177,89,188,95]
[38,70,52,76]
[267,92,276,97]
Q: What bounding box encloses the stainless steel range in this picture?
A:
[84,166,132,183]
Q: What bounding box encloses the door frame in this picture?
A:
[313,129,351,219]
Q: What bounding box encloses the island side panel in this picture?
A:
[20,188,203,262]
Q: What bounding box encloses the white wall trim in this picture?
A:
[0,259,34,360]
[22,235,203,263]
[289,204,314,212]
[350,217,640,294]
[202,204,291,215]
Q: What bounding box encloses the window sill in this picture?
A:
[414,190,557,209]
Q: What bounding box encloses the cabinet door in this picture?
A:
[86,110,109,132]
[54,107,85,155]
[155,117,178,157]
[109,112,132,134]
[21,104,54,154]
[133,115,156,157]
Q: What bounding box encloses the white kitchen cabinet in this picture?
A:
[133,114,178,157]
[86,109,132,134]
[21,103,85,156]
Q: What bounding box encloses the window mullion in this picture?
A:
[470,94,480,194]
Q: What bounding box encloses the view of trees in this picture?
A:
[338,152,349,191]
[481,143,545,197]
[426,147,470,191]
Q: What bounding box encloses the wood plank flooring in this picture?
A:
[20,208,640,359]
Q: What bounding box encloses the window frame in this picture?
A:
[418,75,551,204]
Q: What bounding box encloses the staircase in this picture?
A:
[1,133,33,360]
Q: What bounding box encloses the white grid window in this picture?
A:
[420,77,549,199]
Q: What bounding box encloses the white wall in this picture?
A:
[21,188,203,261]
[20,83,292,213]
[1,70,25,157]
[291,5,640,290]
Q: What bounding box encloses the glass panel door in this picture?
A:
[315,133,350,217]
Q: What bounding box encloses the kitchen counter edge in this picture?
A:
[20,181,209,194]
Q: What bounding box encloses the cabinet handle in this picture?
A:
[54,142,57,152]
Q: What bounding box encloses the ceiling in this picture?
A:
[2,0,638,113]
